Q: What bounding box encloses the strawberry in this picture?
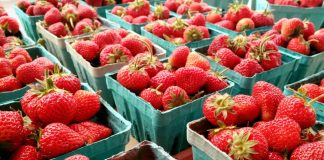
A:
[103,0,116,6]
[300,0,323,7]
[0,30,6,46]
[78,4,97,19]
[16,62,44,84]
[70,121,112,144]
[189,2,203,13]
[290,141,324,160]
[233,95,259,123]
[51,72,81,94]
[72,21,94,36]
[92,30,122,50]
[73,90,101,122]
[8,48,32,62]
[61,4,79,28]
[99,44,132,66]
[153,4,170,20]
[308,32,324,52]
[208,34,231,56]
[151,70,176,93]
[115,28,129,38]
[206,8,222,23]
[214,48,241,69]
[203,93,237,126]
[236,18,255,32]
[0,47,4,58]
[121,35,152,56]
[0,58,12,78]
[127,0,150,18]
[132,16,148,24]
[234,59,264,77]
[0,75,22,92]
[9,55,26,74]
[273,18,288,33]
[10,145,41,160]
[85,0,102,7]
[130,53,163,77]
[266,152,284,160]
[123,15,134,23]
[252,81,285,121]
[185,51,211,71]
[48,22,67,37]
[275,95,317,129]
[224,2,253,24]
[183,25,204,42]
[62,0,79,6]
[164,0,181,12]
[287,36,312,55]
[169,18,187,37]
[254,117,301,152]
[281,18,304,40]
[152,21,171,38]
[198,26,210,38]
[204,71,228,93]
[16,0,31,11]
[33,1,54,15]
[176,4,189,15]
[26,5,34,16]
[189,13,206,26]
[230,35,249,57]
[251,9,274,27]
[175,67,207,95]
[65,155,90,160]
[321,79,324,86]
[0,16,20,34]
[112,6,126,17]
[33,57,55,72]
[74,40,99,62]
[208,127,235,153]
[44,8,62,25]
[303,20,315,40]
[117,65,150,93]
[3,36,24,50]
[215,20,235,30]
[40,123,84,159]
[299,83,323,102]
[162,86,190,110]
[0,111,23,151]
[140,87,163,109]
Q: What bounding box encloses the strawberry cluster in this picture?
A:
[202,81,324,160]
[252,18,324,56]
[294,80,324,103]
[207,34,282,77]
[144,14,210,44]
[17,0,62,16]
[267,0,323,8]
[0,47,56,92]
[206,2,274,32]
[164,0,211,15]
[72,28,157,66]
[0,70,112,159]
[111,0,170,24]
[0,16,26,50]
[116,46,229,111]
[85,0,116,7]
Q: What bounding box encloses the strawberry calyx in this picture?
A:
[207,93,235,119]
[166,91,191,109]
[185,27,203,42]
[230,35,248,52]
[228,1,245,13]
[209,7,222,15]
[208,69,228,81]
[229,131,258,160]
[129,0,146,11]
[153,5,165,19]
[171,18,188,31]
[107,48,130,63]
[248,36,277,61]
[104,0,116,5]
[208,121,236,136]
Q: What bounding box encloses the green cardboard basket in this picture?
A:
[0,45,63,104]
[14,6,43,42]
[283,71,324,122]
[105,70,234,154]
[0,83,131,160]
[194,46,300,95]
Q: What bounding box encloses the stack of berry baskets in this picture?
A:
[65,28,166,107]
[284,70,324,121]
[105,46,234,154]
[187,81,324,160]
[0,45,65,103]
[0,68,131,159]
[194,31,300,94]
[35,1,119,74]
[249,18,324,82]
[253,0,324,29]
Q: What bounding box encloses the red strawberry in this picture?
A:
[0,111,23,151]
[62,0,79,6]
[74,40,99,62]
[151,70,176,93]
[176,4,189,15]
[204,71,228,93]
[308,32,324,52]
[0,46,4,58]
[111,6,126,17]
[72,21,94,36]
[16,62,44,84]
[16,0,31,11]
[127,0,150,17]
[26,5,34,16]
[189,13,206,26]
[40,123,84,159]
[183,25,204,42]
[78,4,97,19]
[9,55,26,73]
[206,9,222,23]
[208,34,231,56]
[65,155,90,160]
[234,59,264,77]
[224,3,253,24]
[275,95,317,129]
[0,30,6,46]
[230,35,249,57]
[8,48,32,62]
[251,10,274,27]
[61,4,79,28]
[290,141,324,160]
[169,18,187,37]
[214,48,241,69]
[117,65,150,93]
[162,86,190,110]
[236,18,255,32]
[266,152,284,160]
[92,30,122,50]
[273,18,288,32]
[209,127,235,153]
[33,1,54,15]
[0,16,20,34]
[123,15,133,23]
[303,20,315,40]
[140,87,163,109]
[115,28,129,38]
[0,58,12,78]
[132,16,148,24]
[10,145,41,160]
[299,83,323,102]
[48,22,67,37]
[0,75,22,92]
[287,36,312,55]
[3,36,24,50]
[252,81,285,121]
[233,95,259,123]
[44,8,62,25]
[300,0,323,7]
[198,26,210,38]
[152,21,171,38]
[33,57,54,72]
[185,51,211,71]
[130,53,163,77]
[189,2,203,13]
[153,4,170,20]
[103,0,116,6]
[321,79,324,86]
[121,35,152,56]
[281,18,304,40]
[215,20,235,30]
[52,72,81,94]
[99,44,132,66]
[70,121,112,144]
[73,90,100,122]
[175,67,207,95]
[203,93,237,126]
[164,0,181,12]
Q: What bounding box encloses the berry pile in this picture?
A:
[207,34,282,77]
[293,80,324,103]
[164,0,212,15]
[0,70,112,159]
[111,0,170,24]
[116,46,229,111]
[252,18,324,56]
[0,47,56,92]
[267,0,323,8]
[16,0,73,16]
[206,2,274,32]
[144,14,210,44]
[72,28,157,66]
[84,0,116,7]
[202,81,324,160]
